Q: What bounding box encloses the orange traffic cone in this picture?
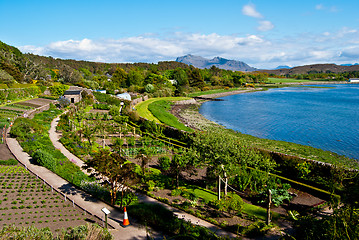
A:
[122,207,130,227]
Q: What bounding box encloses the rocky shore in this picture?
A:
[171,89,255,130]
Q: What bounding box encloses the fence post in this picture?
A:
[267,189,272,225]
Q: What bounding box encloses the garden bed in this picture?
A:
[0,165,104,233]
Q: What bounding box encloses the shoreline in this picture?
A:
[171,84,359,167]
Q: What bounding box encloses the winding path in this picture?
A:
[48,115,237,239]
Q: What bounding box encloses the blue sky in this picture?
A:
[1,0,359,68]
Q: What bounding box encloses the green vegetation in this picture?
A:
[10,106,93,187]
[135,97,190,123]
[0,224,112,240]
[188,87,242,97]
[148,99,193,132]
[2,39,358,239]
[266,77,313,83]
[129,203,223,239]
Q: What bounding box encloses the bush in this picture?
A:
[158,156,171,170]
[241,220,272,238]
[212,193,244,214]
[32,149,57,171]
[171,188,181,197]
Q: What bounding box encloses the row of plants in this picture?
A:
[0,224,112,240]
[0,161,106,234]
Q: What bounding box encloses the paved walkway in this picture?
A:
[49,115,237,238]
[6,128,148,239]
[7,113,237,239]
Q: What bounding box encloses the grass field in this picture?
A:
[266,78,313,83]
[148,100,193,132]
[188,88,243,97]
[135,97,190,123]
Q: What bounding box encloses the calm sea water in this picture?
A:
[199,84,359,160]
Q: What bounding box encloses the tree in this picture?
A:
[188,67,205,89]
[83,149,138,208]
[126,69,144,87]
[173,68,189,87]
[170,149,199,188]
[111,67,128,88]
[145,84,155,93]
[82,122,97,147]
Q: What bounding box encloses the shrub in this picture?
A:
[212,193,244,214]
[158,156,171,170]
[171,188,181,197]
[32,149,57,171]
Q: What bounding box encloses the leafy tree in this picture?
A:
[0,69,16,85]
[126,69,144,87]
[170,149,199,188]
[109,105,120,117]
[111,67,128,88]
[82,122,97,147]
[83,149,139,208]
[188,67,205,89]
[145,84,155,93]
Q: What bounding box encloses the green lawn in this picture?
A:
[148,100,193,132]
[188,88,243,97]
[266,78,313,83]
[135,97,190,124]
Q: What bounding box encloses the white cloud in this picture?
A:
[257,21,274,31]
[18,28,359,69]
[315,4,324,10]
[315,4,339,12]
[242,3,274,32]
[242,3,263,18]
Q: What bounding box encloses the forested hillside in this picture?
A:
[0,41,270,96]
[0,40,355,98]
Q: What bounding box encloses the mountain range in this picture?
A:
[176,54,257,72]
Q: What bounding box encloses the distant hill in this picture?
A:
[273,65,291,70]
[176,54,257,72]
[260,63,359,75]
[340,63,359,66]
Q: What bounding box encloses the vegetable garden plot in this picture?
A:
[0,166,104,232]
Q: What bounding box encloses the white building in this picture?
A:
[116,92,131,101]
[349,78,359,83]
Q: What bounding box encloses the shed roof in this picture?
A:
[64,90,82,95]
